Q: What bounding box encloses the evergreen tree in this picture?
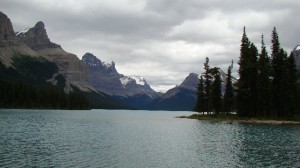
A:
[211,67,222,114]
[248,43,258,117]
[237,27,251,117]
[224,60,234,113]
[285,53,298,117]
[271,27,286,117]
[257,34,271,118]
[203,57,212,113]
[195,75,205,113]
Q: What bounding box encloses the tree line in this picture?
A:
[195,27,299,119]
[0,55,91,110]
[0,78,90,109]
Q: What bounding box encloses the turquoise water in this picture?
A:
[0,109,299,167]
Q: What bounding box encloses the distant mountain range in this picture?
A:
[1,12,299,110]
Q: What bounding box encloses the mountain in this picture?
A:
[16,21,92,92]
[0,12,128,109]
[0,12,38,67]
[149,70,237,111]
[148,73,198,111]
[81,52,160,109]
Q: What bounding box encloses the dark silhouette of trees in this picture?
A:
[223,61,234,113]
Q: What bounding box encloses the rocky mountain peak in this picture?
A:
[16,21,60,50]
[179,73,199,90]
[82,52,118,75]
[0,12,16,40]
[35,21,45,30]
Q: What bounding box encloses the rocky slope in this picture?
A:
[0,12,129,109]
[81,52,160,109]
[148,73,198,111]
[0,12,38,67]
[17,21,91,92]
[82,53,158,96]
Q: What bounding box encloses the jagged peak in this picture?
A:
[179,73,199,89]
[82,52,115,68]
[16,20,60,50]
[35,21,45,30]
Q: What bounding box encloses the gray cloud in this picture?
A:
[1,0,300,91]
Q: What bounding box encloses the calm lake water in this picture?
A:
[0,109,299,168]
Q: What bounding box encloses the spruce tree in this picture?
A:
[237,27,251,117]
[271,27,286,117]
[195,75,205,113]
[211,67,222,114]
[203,57,212,113]
[248,43,258,117]
[224,61,234,114]
[285,53,297,117]
[257,34,271,118]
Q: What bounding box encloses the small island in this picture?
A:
[189,28,300,123]
[178,114,300,125]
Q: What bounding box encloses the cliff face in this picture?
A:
[17,21,90,90]
[0,12,38,67]
[17,21,60,50]
[0,12,15,41]
[82,52,158,97]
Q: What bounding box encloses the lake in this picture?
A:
[0,109,299,167]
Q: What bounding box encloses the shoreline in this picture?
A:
[177,114,300,125]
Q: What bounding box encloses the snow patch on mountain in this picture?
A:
[120,76,146,86]
[103,61,114,68]
[120,76,132,86]
[16,28,30,36]
[131,76,146,85]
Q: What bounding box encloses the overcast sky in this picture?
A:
[1,0,300,91]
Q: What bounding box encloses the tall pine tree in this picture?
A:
[211,67,222,114]
[257,34,271,118]
[285,53,298,117]
[224,60,234,113]
[195,75,205,113]
[248,43,258,117]
[271,27,286,118]
[203,57,212,113]
[237,27,251,117]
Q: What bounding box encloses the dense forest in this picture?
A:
[195,27,299,119]
[0,55,90,110]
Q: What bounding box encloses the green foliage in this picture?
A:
[257,35,271,117]
[195,58,223,114]
[236,27,298,119]
[195,76,205,113]
[0,56,90,110]
[285,53,298,116]
[237,27,252,117]
[210,67,222,114]
[203,57,213,112]
[0,78,90,109]
[223,61,234,113]
[12,54,58,83]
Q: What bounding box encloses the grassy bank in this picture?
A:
[177,114,300,125]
